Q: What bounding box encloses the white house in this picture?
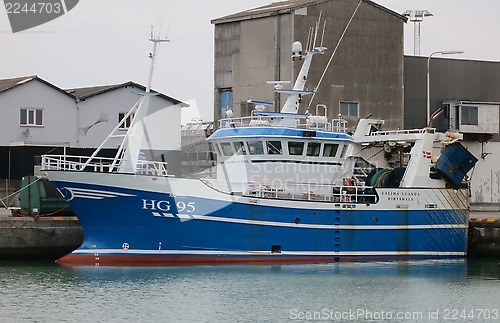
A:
[0,75,187,183]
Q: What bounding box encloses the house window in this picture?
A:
[119,112,135,130]
[218,89,232,119]
[461,106,478,125]
[20,108,43,126]
[340,102,358,117]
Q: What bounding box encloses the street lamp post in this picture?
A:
[427,50,464,126]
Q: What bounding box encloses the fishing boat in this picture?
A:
[41,22,477,266]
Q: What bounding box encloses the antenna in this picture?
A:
[313,11,322,49]
[320,20,326,48]
[306,27,313,52]
[146,25,170,92]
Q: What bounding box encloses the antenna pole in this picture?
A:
[313,11,322,49]
[146,26,170,93]
[320,20,326,48]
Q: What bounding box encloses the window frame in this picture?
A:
[323,143,339,158]
[266,141,283,155]
[339,101,359,118]
[247,140,264,155]
[119,112,135,130]
[306,142,321,157]
[20,108,44,127]
[460,105,479,126]
[233,141,247,155]
[219,142,234,157]
[288,141,305,156]
[340,144,349,158]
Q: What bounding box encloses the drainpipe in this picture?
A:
[75,97,80,148]
[274,15,281,112]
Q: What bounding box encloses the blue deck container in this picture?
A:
[435,142,478,186]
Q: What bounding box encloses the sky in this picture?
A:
[1,0,499,122]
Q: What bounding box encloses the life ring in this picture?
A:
[340,194,350,202]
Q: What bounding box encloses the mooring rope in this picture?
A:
[0,176,45,207]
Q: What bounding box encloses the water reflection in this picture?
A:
[2,258,499,281]
[0,258,498,322]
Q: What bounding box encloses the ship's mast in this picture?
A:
[81,27,169,173]
[114,26,170,173]
[278,15,326,114]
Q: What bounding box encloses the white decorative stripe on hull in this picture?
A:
[152,212,467,230]
[65,187,136,200]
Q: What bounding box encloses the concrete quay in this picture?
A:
[469,211,500,257]
[0,208,499,260]
[0,207,83,260]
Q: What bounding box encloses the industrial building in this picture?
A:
[211,0,500,208]
[212,0,407,131]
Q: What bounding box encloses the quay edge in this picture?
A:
[0,208,83,260]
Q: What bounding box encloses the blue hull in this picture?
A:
[50,178,468,266]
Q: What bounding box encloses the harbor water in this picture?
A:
[1,259,499,322]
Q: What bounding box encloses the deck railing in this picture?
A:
[218,114,347,133]
[200,178,377,204]
[41,154,170,177]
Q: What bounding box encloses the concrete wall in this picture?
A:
[0,213,83,259]
[466,141,500,206]
[293,0,404,130]
[214,14,293,120]
[214,0,405,130]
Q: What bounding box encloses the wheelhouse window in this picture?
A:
[340,144,349,158]
[20,108,43,126]
[306,142,321,156]
[119,112,135,130]
[266,141,282,155]
[323,143,339,157]
[288,142,304,156]
[247,141,264,155]
[233,141,247,155]
[219,142,234,156]
[211,142,221,156]
[461,106,478,125]
[340,102,358,117]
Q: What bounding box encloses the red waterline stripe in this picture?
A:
[56,254,444,267]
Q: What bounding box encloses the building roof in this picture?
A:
[0,75,188,107]
[0,75,74,98]
[66,81,188,106]
[211,0,407,24]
